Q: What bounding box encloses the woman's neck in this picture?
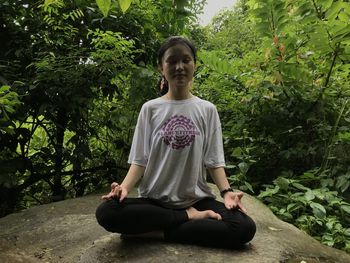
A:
[164,84,193,100]
[164,90,193,100]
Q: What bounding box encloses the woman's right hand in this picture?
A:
[101,182,128,202]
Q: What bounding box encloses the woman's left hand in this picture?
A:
[101,182,128,202]
[223,191,247,213]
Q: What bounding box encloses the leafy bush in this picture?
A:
[195,0,350,252]
[0,85,21,134]
[259,170,350,251]
[0,0,206,216]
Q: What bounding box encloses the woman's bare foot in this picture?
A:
[186,207,222,220]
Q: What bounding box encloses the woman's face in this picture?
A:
[159,43,195,90]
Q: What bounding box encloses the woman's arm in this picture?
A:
[102,164,145,202]
[121,164,145,191]
[207,167,230,191]
[207,167,247,213]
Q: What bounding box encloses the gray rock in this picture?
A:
[0,185,349,263]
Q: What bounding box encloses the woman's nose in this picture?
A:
[175,61,184,70]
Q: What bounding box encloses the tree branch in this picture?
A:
[18,164,128,192]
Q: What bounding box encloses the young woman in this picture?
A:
[95,36,256,248]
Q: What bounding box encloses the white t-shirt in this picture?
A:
[128,96,225,208]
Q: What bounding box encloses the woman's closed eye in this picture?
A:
[166,57,192,65]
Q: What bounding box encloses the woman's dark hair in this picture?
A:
[157,36,197,95]
[157,36,197,65]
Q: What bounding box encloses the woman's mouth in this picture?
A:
[174,74,186,78]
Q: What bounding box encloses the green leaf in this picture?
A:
[325,1,342,20]
[336,175,350,192]
[232,147,243,157]
[258,185,280,198]
[300,171,316,179]
[333,31,350,43]
[338,132,350,142]
[338,12,349,22]
[174,0,186,10]
[287,203,300,212]
[96,0,111,17]
[344,228,350,237]
[118,0,132,13]
[244,181,254,193]
[313,189,327,200]
[292,182,309,191]
[320,0,334,13]
[238,162,249,174]
[341,205,350,214]
[305,190,315,201]
[297,2,313,17]
[310,202,327,218]
[322,234,335,247]
[274,177,290,190]
[0,85,10,92]
[256,22,271,34]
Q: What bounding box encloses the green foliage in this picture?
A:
[95,0,134,16]
[0,86,21,135]
[88,29,137,62]
[225,129,256,194]
[258,170,350,251]
[2,0,349,253]
[96,0,111,16]
[197,0,350,183]
[195,0,350,252]
[118,0,133,13]
[0,0,204,216]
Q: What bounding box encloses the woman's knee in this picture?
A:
[239,215,256,244]
[224,212,256,245]
[95,200,119,232]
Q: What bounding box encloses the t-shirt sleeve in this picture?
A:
[128,105,149,167]
[203,106,226,168]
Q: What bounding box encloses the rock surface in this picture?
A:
[0,186,349,263]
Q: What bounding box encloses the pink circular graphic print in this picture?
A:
[160,115,200,149]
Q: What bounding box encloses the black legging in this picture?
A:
[95,197,256,248]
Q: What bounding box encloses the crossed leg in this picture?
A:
[95,197,256,248]
[165,198,256,248]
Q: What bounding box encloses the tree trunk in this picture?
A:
[73,160,86,197]
[52,107,67,202]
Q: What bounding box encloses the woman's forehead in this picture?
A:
[163,44,193,57]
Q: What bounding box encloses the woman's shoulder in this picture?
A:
[140,96,217,111]
[194,96,217,111]
[141,97,164,109]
